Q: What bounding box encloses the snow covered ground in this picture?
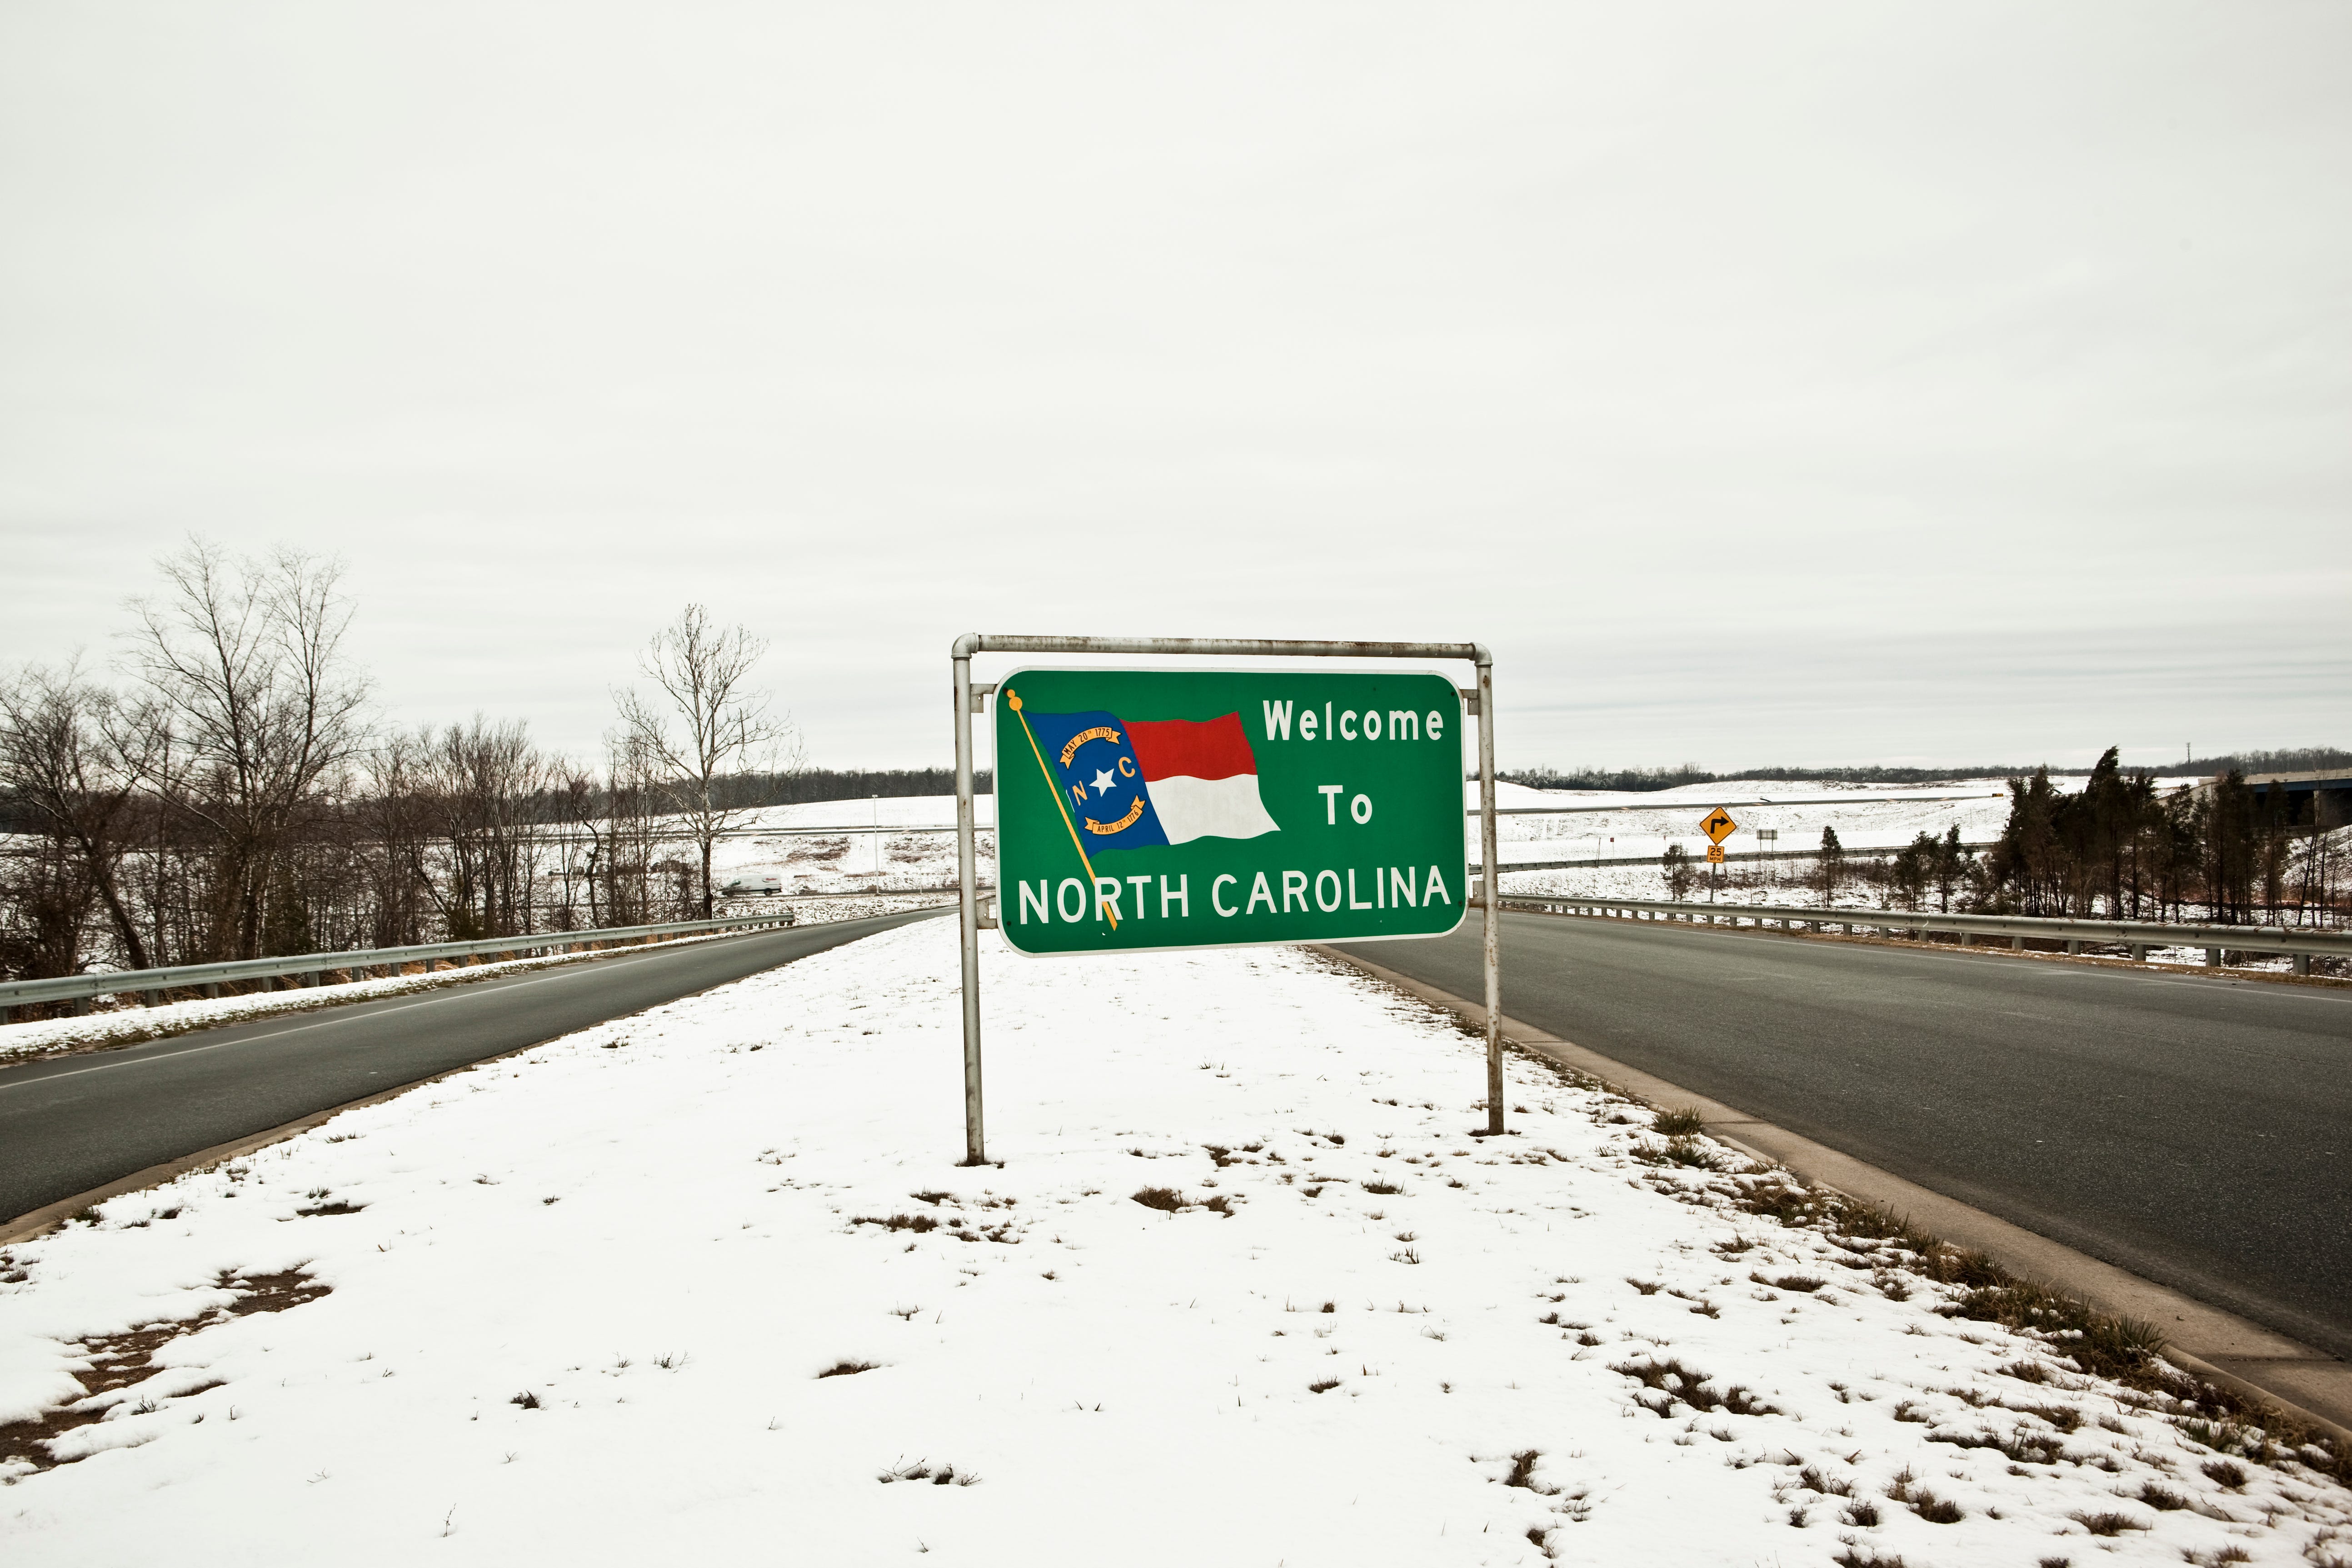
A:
[701,796,987,895]
[1497,862,1879,909]
[1483,778,1999,906]
[5,920,2344,1564]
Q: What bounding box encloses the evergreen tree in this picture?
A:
[1984,767,2062,914]
[1933,825,1968,914]
[1890,833,1933,911]
[2203,771,2256,923]
[1661,843,1696,902]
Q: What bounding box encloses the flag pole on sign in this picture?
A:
[1005,689,1117,929]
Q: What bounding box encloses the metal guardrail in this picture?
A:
[1501,895,2352,977]
[0,891,960,1022]
[1478,842,1998,873]
[1466,789,2007,818]
[530,820,986,846]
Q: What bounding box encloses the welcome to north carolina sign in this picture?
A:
[993,668,1466,955]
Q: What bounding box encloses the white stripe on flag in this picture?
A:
[1147,774,1279,845]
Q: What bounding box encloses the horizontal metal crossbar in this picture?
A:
[952,634,1490,664]
[1500,895,2352,961]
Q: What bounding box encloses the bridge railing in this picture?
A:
[1498,895,2352,976]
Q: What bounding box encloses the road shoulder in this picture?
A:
[1317,941,2352,1441]
[2,909,953,1241]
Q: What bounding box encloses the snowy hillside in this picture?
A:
[704,777,2068,904]
[701,796,981,898]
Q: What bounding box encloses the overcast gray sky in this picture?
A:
[4,2,2346,774]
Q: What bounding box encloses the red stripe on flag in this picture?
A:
[1126,713,1258,783]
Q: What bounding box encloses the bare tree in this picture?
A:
[550,761,602,930]
[353,729,439,948]
[422,715,551,939]
[589,727,674,926]
[0,833,94,983]
[615,605,799,918]
[2294,799,2342,928]
[124,538,372,959]
[0,660,160,969]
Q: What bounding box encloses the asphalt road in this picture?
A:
[0,907,949,1226]
[1338,913,2352,1359]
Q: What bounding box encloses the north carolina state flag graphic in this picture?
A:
[1017,708,1280,852]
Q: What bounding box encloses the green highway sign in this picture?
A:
[993,667,1466,955]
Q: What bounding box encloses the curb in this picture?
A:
[1312,942,2352,1445]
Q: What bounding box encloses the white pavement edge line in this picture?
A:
[0,909,950,1247]
[0,933,726,1065]
[0,946,729,1092]
[0,903,964,1062]
[0,1036,559,1249]
[0,898,960,1066]
[1312,940,2352,1446]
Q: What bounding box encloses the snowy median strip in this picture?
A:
[2,922,2346,1563]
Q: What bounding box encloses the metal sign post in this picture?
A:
[949,636,1500,1164]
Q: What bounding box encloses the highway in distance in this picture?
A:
[1338,911,2352,1360]
[0,907,949,1227]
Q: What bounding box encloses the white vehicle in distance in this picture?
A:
[719,870,786,897]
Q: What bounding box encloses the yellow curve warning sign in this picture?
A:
[1700,807,1738,844]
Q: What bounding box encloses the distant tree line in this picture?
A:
[1513,764,1720,793]
[1961,752,2334,925]
[0,539,969,993]
[1663,748,2342,927]
[1516,745,2347,794]
[2159,746,2350,779]
[709,767,991,808]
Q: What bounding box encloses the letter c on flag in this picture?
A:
[1212,873,1238,917]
